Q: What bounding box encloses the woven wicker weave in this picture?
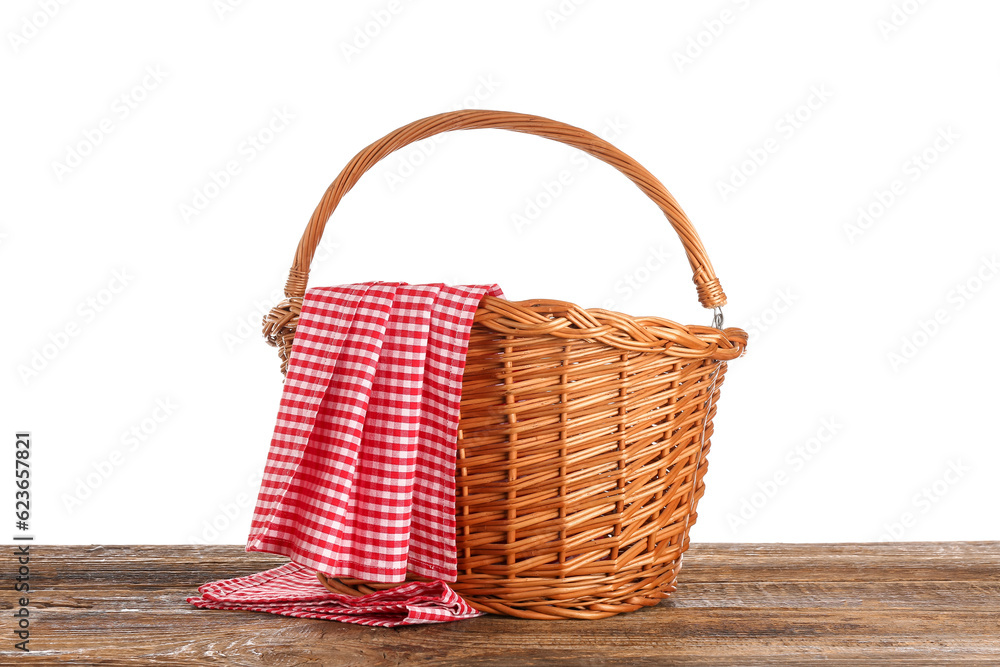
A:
[262,110,747,619]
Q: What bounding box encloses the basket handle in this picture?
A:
[282,109,727,310]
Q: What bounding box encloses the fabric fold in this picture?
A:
[408,285,504,580]
[247,282,400,577]
[333,283,440,582]
[187,563,481,627]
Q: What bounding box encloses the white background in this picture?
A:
[3,0,998,545]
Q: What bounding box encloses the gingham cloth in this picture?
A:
[201,282,501,625]
[186,562,481,626]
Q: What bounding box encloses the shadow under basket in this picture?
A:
[262,110,748,619]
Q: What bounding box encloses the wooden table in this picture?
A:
[3,542,997,665]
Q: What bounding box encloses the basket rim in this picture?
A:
[473,296,746,361]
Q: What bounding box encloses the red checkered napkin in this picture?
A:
[408,285,506,579]
[247,282,504,584]
[186,562,482,626]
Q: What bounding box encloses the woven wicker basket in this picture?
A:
[262,110,747,619]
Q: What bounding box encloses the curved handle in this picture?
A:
[282,109,727,309]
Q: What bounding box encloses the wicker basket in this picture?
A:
[262,110,747,619]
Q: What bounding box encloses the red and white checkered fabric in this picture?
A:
[186,563,482,626]
[246,282,504,583]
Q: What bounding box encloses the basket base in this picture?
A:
[316,558,683,620]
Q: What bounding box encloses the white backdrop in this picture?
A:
[3,0,998,545]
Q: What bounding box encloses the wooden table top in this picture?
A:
[2,542,997,665]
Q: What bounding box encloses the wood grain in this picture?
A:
[1,543,997,665]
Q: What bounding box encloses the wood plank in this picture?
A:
[1,543,996,665]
